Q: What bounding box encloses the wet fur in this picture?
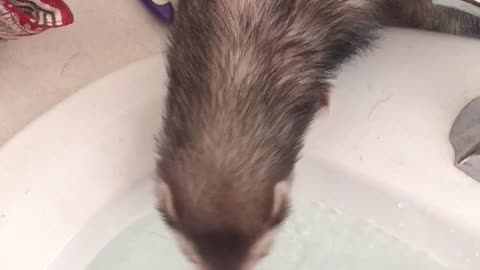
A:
[157,0,480,269]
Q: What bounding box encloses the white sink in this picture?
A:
[1,28,480,270]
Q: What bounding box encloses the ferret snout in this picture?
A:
[155,177,291,269]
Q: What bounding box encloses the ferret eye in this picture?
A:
[156,207,176,229]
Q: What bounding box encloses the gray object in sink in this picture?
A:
[433,0,480,17]
[450,97,480,182]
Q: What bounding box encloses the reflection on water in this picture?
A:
[87,201,448,270]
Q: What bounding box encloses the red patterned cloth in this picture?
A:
[0,0,73,40]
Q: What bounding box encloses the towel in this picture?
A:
[0,0,73,41]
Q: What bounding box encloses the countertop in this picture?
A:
[0,0,169,145]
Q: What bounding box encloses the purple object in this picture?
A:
[141,0,174,24]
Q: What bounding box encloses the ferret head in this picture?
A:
[155,151,292,270]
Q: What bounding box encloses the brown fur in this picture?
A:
[156,0,480,269]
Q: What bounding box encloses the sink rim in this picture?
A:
[1,28,480,270]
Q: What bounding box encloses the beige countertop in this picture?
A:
[0,0,169,145]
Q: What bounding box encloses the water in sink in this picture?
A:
[87,200,448,270]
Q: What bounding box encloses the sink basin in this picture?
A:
[1,28,480,270]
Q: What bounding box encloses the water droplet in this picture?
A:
[301,230,311,236]
[397,201,410,209]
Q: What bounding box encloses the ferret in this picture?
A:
[155,1,480,269]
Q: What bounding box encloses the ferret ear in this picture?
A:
[155,181,177,221]
[270,180,291,224]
